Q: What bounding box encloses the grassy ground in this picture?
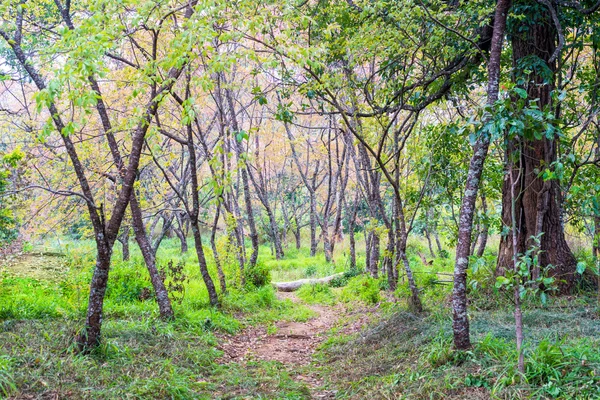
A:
[1,234,599,399]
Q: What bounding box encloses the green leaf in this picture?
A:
[576,262,587,275]
[514,88,528,99]
[495,276,510,288]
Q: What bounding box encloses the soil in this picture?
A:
[218,291,375,399]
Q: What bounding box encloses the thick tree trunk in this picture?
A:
[497,4,576,293]
[369,232,380,278]
[452,0,511,350]
[78,243,111,349]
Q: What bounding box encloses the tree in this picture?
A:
[452,0,512,350]
[496,0,577,292]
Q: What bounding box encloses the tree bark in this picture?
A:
[129,195,174,319]
[452,0,511,350]
[225,88,259,267]
[118,227,130,261]
[497,2,577,293]
[476,194,489,257]
[210,204,227,294]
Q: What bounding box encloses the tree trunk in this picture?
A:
[309,194,318,256]
[369,232,380,278]
[191,221,219,306]
[210,204,227,294]
[118,227,130,261]
[452,0,511,350]
[226,88,259,267]
[434,231,443,254]
[267,206,285,259]
[476,194,489,257]
[346,192,359,270]
[293,218,302,250]
[424,229,435,258]
[497,4,576,293]
[77,243,111,349]
[174,226,188,253]
[130,195,174,320]
[385,230,397,291]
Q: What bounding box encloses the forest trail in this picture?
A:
[218,291,362,398]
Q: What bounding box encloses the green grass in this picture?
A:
[2,234,599,399]
[0,237,325,399]
[318,298,600,399]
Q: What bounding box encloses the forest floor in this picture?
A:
[217,291,376,399]
[2,240,600,399]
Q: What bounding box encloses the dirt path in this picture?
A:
[218,292,349,398]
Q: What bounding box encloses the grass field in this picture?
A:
[1,235,599,399]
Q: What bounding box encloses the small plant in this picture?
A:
[340,275,380,305]
[297,283,336,305]
[0,356,15,398]
[244,262,271,288]
[330,265,362,288]
[159,260,188,304]
[304,265,317,277]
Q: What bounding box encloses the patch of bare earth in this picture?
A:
[218,291,375,399]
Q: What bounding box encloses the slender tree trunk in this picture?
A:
[226,88,259,267]
[595,215,600,306]
[118,227,130,261]
[174,226,188,253]
[452,0,511,350]
[191,221,219,306]
[476,195,489,257]
[385,230,397,291]
[470,223,480,256]
[425,229,435,258]
[309,194,318,256]
[88,75,174,320]
[130,195,174,319]
[401,250,422,312]
[266,206,284,259]
[185,90,219,306]
[509,157,525,373]
[346,192,359,270]
[294,218,302,250]
[434,231,443,254]
[211,204,227,294]
[369,232,380,278]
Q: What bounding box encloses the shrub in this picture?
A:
[244,262,271,288]
[304,265,318,277]
[329,266,362,288]
[297,283,336,305]
[340,275,380,305]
